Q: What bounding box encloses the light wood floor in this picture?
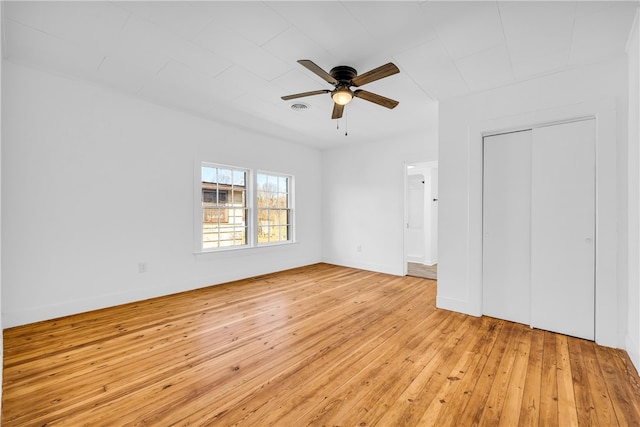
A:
[408,262,437,280]
[3,263,640,426]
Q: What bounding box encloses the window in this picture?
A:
[201,164,248,249]
[197,163,294,252]
[257,172,292,244]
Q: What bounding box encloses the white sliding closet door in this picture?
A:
[482,119,595,341]
[482,130,532,325]
[531,119,595,340]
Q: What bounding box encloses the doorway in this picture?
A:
[405,161,438,279]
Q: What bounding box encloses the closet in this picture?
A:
[482,119,595,340]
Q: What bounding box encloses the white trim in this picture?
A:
[255,170,295,246]
[403,162,409,276]
[482,115,595,138]
[626,8,640,53]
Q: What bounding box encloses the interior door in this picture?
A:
[482,130,532,325]
[407,174,425,263]
[530,119,595,340]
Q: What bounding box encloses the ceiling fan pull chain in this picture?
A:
[345,110,348,136]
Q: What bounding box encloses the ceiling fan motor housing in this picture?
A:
[330,66,357,84]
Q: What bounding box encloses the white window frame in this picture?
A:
[255,170,294,246]
[194,161,295,253]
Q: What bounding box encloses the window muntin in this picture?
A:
[201,165,248,249]
[257,172,292,244]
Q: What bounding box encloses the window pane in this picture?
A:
[202,166,217,183]
[233,170,245,186]
[270,209,280,225]
[278,176,287,193]
[277,193,287,208]
[279,210,289,225]
[256,173,292,245]
[267,175,277,191]
[201,164,247,249]
[257,191,267,208]
[218,169,233,185]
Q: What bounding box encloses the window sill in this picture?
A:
[194,241,297,255]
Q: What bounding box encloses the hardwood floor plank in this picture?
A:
[497,330,532,426]
[568,336,600,426]
[556,334,580,426]
[539,331,560,426]
[518,327,544,427]
[3,263,640,426]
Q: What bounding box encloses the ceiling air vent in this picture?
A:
[290,102,310,111]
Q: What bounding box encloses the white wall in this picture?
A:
[1,61,323,327]
[627,10,640,372]
[438,58,628,348]
[321,105,438,276]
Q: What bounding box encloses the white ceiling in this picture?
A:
[2,1,638,149]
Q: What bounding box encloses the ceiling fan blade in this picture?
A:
[281,89,330,101]
[354,90,399,109]
[351,63,400,87]
[332,103,344,119]
[298,60,338,85]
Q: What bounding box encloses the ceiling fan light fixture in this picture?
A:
[332,87,353,106]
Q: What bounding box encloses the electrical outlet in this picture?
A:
[357,245,362,252]
[138,262,147,273]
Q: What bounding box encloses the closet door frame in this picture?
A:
[466,98,619,347]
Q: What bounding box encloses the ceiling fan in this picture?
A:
[281,59,400,119]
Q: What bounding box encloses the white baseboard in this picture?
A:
[407,255,424,263]
[436,295,482,317]
[626,333,640,376]
[321,257,403,276]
